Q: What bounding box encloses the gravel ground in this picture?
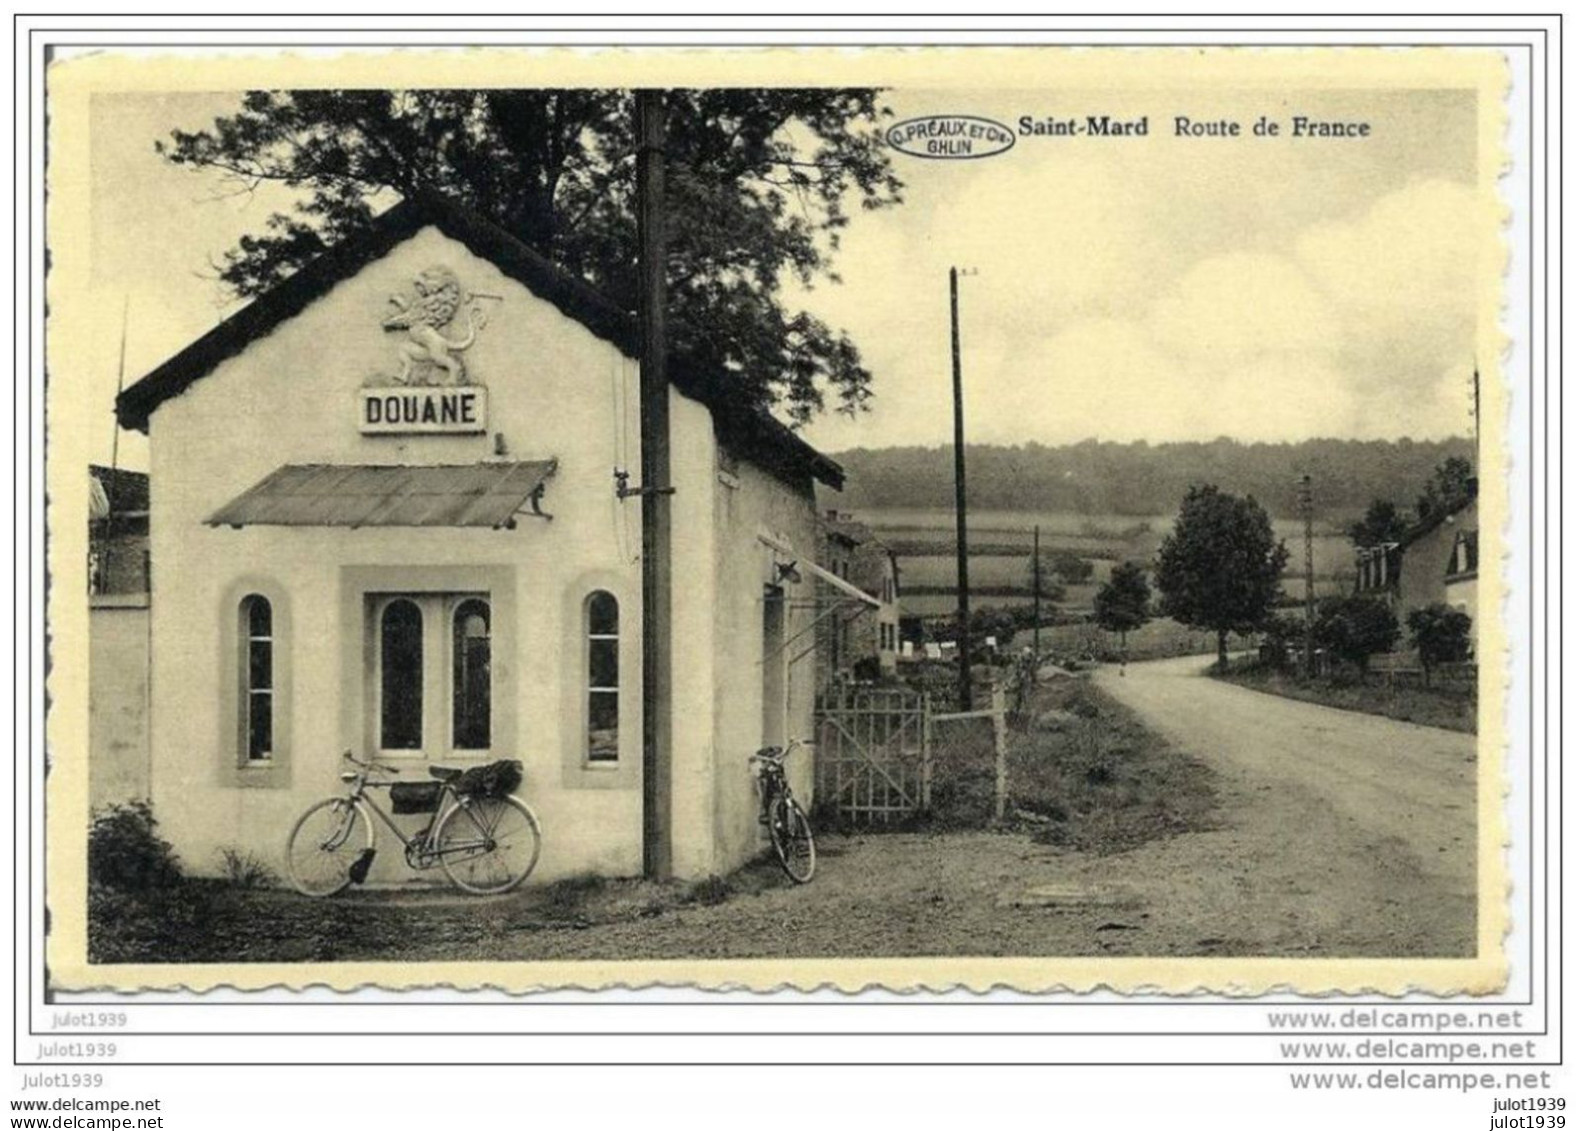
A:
[91,655,1474,964]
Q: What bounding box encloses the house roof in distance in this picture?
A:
[1397,478,1478,551]
[88,464,150,514]
[115,193,843,490]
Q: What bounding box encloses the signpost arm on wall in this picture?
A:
[637,89,674,880]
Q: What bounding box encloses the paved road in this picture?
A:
[1094,655,1478,954]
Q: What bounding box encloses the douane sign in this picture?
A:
[359,388,488,434]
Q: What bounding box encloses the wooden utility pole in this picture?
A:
[1298,473,1315,679]
[1031,524,1042,677]
[950,267,973,712]
[636,90,673,880]
[1473,364,1481,457]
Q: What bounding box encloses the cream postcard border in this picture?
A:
[43,44,1513,995]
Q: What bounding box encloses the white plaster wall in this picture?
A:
[707,457,820,878]
[666,390,720,879]
[147,226,645,883]
[88,602,150,809]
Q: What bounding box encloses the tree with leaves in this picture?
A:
[157,89,904,422]
[1155,485,1289,670]
[1093,561,1152,658]
[1311,594,1400,673]
[1415,456,1476,522]
[1025,546,1066,610]
[1347,498,1411,549]
[1051,551,1094,584]
[1407,603,1474,682]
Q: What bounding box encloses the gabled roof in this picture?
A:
[115,193,842,490]
[1398,483,1478,551]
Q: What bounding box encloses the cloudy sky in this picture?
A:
[77,83,1488,471]
[796,86,1488,454]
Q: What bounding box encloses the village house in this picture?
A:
[88,466,151,810]
[110,194,845,884]
[1352,483,1479,648]
[814,510,901,685]
[89,465,149,597]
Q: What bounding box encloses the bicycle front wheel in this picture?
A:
[769,796,816,884]
[434,795,542,895]
[285,798,372,897]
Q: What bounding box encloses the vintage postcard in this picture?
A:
[45,45,1510,994]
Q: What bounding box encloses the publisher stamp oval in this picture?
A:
[886,115,1017,160]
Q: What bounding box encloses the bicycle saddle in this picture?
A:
[428,765,463,782]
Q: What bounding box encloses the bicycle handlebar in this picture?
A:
[750,739,811,764]
[343,750,400,774]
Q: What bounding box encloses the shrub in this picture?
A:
[1258,613,1302,670]
[1408,603,1474,678]
[1312,594,1400,672]
[217,847,278,890]
[87,802,182,891]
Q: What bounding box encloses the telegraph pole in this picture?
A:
[1473,364,1481,458]
[950,267,973,711]
[1032,524,1042,679]
[636,90,673,880]
[1298,473,1315,679]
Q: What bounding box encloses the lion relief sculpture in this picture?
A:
[380,267,501,386]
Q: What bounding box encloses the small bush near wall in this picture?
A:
[87,802,183,891]
[217,848,279,890]
[87,802,215,964]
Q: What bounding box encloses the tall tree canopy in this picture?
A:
[157,89,904,423]
[1415,455,1477,521]
[1093,561,1152,651]
[1154,484,1289,669]
[1347,498,1411,548]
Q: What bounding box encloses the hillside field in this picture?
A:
[853,507,1354,618]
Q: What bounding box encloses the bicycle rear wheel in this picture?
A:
[434,795,541,895]
[769,796,816,884]
[285,798,371,897]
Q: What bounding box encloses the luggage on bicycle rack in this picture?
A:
[453,759,524,800]
[389,781,444,815]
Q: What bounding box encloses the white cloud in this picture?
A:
[1150,251,1341,363]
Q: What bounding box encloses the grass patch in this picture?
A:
[87,849,804,964]
[217,847,279,890]
[1213,662,1475,734]
[537,872,608,921]
[679,874,732,907]
[1007,677,1218,854]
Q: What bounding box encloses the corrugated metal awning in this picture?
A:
[800,558,882,609]
[205,461,557,530]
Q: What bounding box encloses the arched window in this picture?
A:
[242,595,273,761]
[380,598,423,750]
[451,598,491,750]
[586,591,619,763]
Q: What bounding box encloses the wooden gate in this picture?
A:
[813,686,931,825]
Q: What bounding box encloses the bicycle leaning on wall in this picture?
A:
[751,740,816,883]
[285,752,542,897]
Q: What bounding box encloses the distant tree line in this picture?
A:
[832,437,1474,520]
[1347,455,1477,547]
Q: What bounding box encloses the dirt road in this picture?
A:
[309,656,1474,963]
[1091,654,1477,955]
[118,657,1476,965]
